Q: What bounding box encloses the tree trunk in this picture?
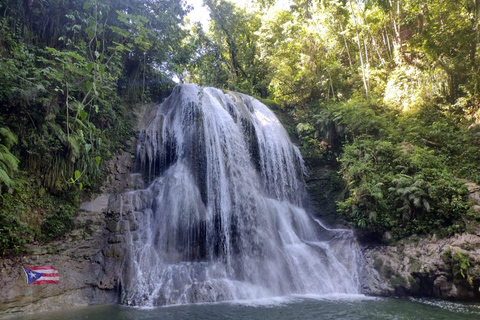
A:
[349,0,369,96]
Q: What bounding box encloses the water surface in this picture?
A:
[11,295,480,320]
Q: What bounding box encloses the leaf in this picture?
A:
[75,118,88,129]
[93,82,98,95]
[423,200,431,211]
[68,51,85,61]
[68,136,80,159]
[85,143,92,153]
[87,29,95,39]
[0,127,18,147]
[95,156,101,166]
[413,197,422,208]
[109,26,130,38]
[0,145,20,171]
[83,1,92,10]
[86,80,93,92]
[79,110,88,121]
[0,168,14,187]
[87,63,94,72]
[48,123,67,144]
[74,170,81,180]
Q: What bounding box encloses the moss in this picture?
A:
[384,263,395,279]
[107,220,120,233]
[460,242,480,251]
[390,275,407,288]
[408,275,417,286]
[46,245,60,254]
[373,257,384,270]
[104,245,124,261]
[440,248,452,265]
[41,204,76,241]
[408,256,421,272]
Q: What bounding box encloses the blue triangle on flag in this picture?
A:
[23,267,43,284]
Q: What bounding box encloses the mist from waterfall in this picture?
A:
[117,84,360,306]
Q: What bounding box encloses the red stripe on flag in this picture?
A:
[32,280,60,284]
[39,272,58,276]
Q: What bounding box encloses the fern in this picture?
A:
[0,127,20,188]
[0,168,14,187]
[0,127,18,148]
[0,145,19,171]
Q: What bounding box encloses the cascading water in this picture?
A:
[117,84,360,306]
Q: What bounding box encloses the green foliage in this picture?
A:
[453,252,471,279]
[189,0,480,120]
[0,0,190,192]
[317,100,478,240]
[0,0,191,256]
[183,0,480,241]
[1,0,480,252]
[0,175,78,255]
[0,209,29,256]
[0,126,19,189]
[41,204,76,241]
[296,122,325,158]
[187,0,271,97]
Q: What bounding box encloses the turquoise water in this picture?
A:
[9,295,480,320]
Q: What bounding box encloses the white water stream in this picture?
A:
[117,84,360,306]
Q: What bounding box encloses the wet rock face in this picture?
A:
[361,231,480,301]
[102,150,146,194]
[303,158,347,228]
[0,150,147,318]
[0,204,119,318]
[359,181,480,300]
[0,130,147,317]
[466,182,480,214]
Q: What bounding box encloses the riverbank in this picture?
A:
[361,229,480,300]
[360,182,480,300]
[0,150,140,318]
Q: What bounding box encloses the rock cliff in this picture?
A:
[361,230,480,300]
[0,129,145,318]
[0,195,116,317]
[360,183,480,300]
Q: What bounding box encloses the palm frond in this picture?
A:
[0,127,18,148]
[0,168,14,187]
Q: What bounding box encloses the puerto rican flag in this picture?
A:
[23,266,59,284]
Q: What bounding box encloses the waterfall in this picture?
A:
[117,84,360,306]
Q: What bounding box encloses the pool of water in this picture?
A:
[8,294,480,320]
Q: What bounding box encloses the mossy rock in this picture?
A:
[390,275,407,288]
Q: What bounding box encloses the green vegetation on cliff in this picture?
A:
[0,0,190,255]
[186,0,480,241]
